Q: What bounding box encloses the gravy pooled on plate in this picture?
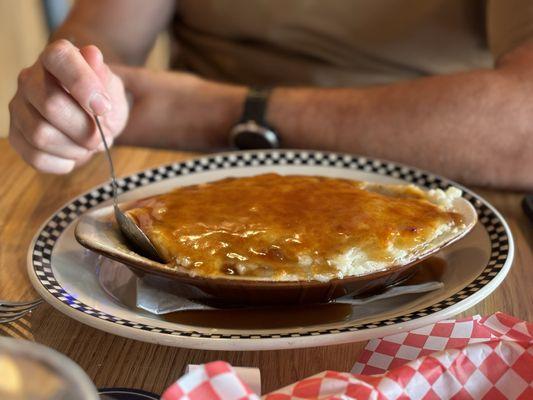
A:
[126,174,463,281]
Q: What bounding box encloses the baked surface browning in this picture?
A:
[126,174,462,280]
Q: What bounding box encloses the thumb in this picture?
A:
[80,45,112,87]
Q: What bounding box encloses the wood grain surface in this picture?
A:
[0,138,531,395]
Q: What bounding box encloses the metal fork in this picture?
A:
[0,299,43,324]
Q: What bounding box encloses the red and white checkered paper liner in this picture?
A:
[162,313,533,400]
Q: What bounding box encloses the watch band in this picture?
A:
[240,88,271,125]
[230,88,280,149]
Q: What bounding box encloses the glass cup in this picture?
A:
[0,337,99,400]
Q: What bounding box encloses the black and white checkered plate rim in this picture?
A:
[30,150,512,340]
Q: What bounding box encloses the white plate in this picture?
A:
[27,150,514,350]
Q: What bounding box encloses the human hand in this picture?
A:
[9,39,129,174]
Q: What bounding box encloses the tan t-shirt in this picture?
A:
[171,0,533,87]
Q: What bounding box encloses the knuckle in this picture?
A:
[8,97,16,114]
[42,39,73,68]
[53,38,72,49]
[42,94,65,119]
[17,68,30,87]
[8,100,23,132]
[31,124,54,149]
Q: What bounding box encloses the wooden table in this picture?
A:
[0,138,531,395]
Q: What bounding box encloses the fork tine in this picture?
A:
[0,310,31,324]
[0,303,41,314]
[0,299,43,308]
[0,299,43,324]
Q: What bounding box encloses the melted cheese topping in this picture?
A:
[126,174,462,281]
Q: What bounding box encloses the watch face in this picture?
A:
[230,121,280,150]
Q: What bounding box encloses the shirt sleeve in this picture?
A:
[487,0,533,60]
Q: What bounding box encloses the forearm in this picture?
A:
[121,63,531,189]
[268,58,533,190]
[50,0,175,64]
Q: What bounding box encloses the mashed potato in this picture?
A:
[128,175,467,282]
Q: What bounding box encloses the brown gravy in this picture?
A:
[161,257,448,330]
[127,174,460,280]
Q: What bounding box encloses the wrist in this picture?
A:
[202,80,248,147]
[267,87,305,148]
[268,87,344,150]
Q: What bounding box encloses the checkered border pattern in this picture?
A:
[30,150,512,339]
